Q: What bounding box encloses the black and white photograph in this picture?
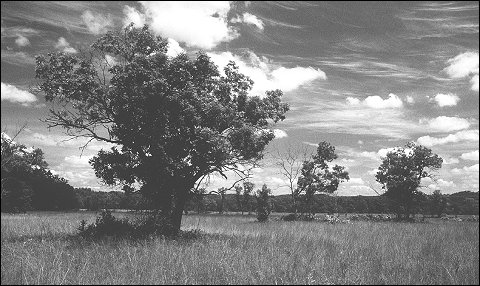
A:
[1,1,479,284]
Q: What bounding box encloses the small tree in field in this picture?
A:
[275,144,309,215]
[234,184,243,213]
[429,189,446,218]
[191,187,207,214]
[255,184,272,222]
[211,187,227,214]
[34,24,289,235]
[296,141,349,218]
[243,181,255,215]
[376,142,443,220]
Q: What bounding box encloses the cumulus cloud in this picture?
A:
[207,51,326,96]
[427,179,456,190]
[346,93,403,109]
[231,12,264,30]
[419,116,470,132]
[406,95,414,104]
[444,52,479,79]
[345,177,365,185]
[417,129,479,147]
[81,10,113,35]
[442,156,459,165]
[471,74,479,92]
[1,82,37,104]
[123,5,146,28]
[452,163,479,174]
[460,150,479,161]
[443,51,479,92]
[140,2,237,49]
[64,155,94,168]
[377,147,397,158]
[166,38,185,58]
[430,93,460,107]
[55,37,77,54]
[15,35,30,47]
[273,129,288,139]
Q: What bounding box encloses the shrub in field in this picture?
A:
[281,213,298,221]
[77,210,193,239]
[78,210,134,239]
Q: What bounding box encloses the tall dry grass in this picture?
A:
[1,212,478,284]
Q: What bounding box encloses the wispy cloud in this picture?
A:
[81,10,113,35]
[231,13,265,30]
[1,50,36,66]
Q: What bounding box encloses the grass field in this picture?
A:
[1,211,479,285]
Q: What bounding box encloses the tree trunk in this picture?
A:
[170,184,190,236]
[292,195,297,215]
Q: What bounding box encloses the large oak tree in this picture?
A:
[35,24,289,234]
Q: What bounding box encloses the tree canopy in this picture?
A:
[376,142,443,219]
[35,24,289,234]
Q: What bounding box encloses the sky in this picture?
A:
[1,1,479,196]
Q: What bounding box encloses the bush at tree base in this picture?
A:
[77,210,202,240]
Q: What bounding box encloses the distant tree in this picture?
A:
[35,24,289,235]
[243,181,255,215]
[211,187,228,214]
[296,141,349,217]
[234,184,243,213]
[376,142,443,220]
[190,187,207,214]
[255,184,272,222]
[275,144,309,215]
[430,189,446,218]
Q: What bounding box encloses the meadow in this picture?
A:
[1,211,479,285]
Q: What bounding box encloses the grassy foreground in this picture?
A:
[1,212,479,285]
